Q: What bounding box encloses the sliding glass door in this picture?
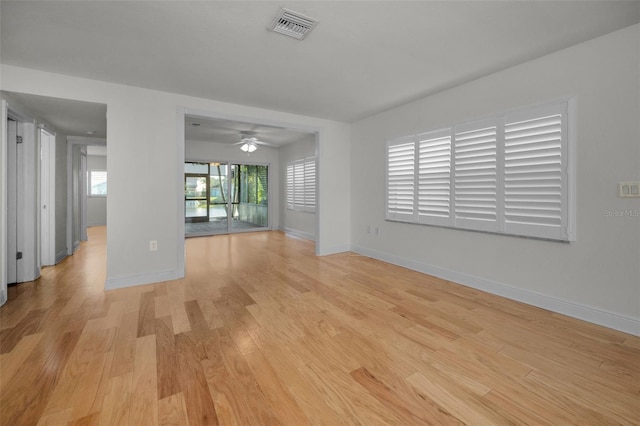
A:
[185,161,269,236]
[231,164,269,232]
[185,163,209,223]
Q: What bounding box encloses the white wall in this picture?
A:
[0,64,351,290]
[279,136,317,240]
[87,154,107,227]
[185,139,280,230]
[351,24,640,334]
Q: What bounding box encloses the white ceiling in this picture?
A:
[1,91,107,138]
[2,1,638,123]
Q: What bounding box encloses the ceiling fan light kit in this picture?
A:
[240,139,258,153]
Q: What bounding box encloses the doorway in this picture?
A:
[185,161,269,237]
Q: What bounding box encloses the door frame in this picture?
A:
[1,101,7,304]
[66,136,106,256]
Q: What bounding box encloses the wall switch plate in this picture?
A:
[618,182,640,198]
[149,240,158,251]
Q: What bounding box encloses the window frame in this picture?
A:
[385,99,575,242]
[87,169,107,197]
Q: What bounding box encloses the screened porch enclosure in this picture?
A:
[185,161,269,236]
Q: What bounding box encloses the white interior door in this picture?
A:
[40,129,56,266]
[7,118,19,283]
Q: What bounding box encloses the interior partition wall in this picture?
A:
[185,161,269,236]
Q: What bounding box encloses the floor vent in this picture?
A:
[269,8,318,40]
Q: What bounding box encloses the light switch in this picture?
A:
[619,182,640,198]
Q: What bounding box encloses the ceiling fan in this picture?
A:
[233,131,276,153]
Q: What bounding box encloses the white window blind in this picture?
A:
[287,157,316,213]
[385,99,573,241]
[286,163,294,210]
[454,119,498,232]
[386,138,415,221]
[304,158,316,211]
[504,103,568,240]
[88,170,107,196]
[294,161,305,209]
[417,129,451,226]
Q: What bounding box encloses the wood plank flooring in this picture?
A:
[1,226,639,425]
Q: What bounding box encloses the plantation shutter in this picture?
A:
[293,161,305,210]
[453,118,498,232]
[504,102,568,240]
[386,137,416,221]
[304,157,316,212]
[286,163,294,209]
[417,129,452,226]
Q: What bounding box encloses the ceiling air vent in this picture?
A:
[269,8,318,40]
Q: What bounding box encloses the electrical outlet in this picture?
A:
[149,240,158,251]
[366,225,371,234]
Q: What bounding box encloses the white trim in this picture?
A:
[55,249,67,264]
[281,226,315,241]
[351,244,640,336]
[79,150,87,242]
[105,269,183,291]
[176,107,186,279]
[317,244,350,256]
[567,97,577,242]
[1,101,8,306]
[313,131,320,256]
[20,121,39,282]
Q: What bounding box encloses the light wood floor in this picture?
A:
[1,227,639,425]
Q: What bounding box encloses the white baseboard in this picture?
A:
[72,240,80,253]
[282,227,316,242]
[351,245,640,337]
[55,249,67,264]
[318,244,351,256]
[104,269,184,291]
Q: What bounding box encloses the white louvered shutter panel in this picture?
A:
[386,138,416,221]
[417,129,451,226]
[453,118,498,232]
[504,102,568,240]
[293,161,305,210]
[304,157,316,212]
[286,163,294,209]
